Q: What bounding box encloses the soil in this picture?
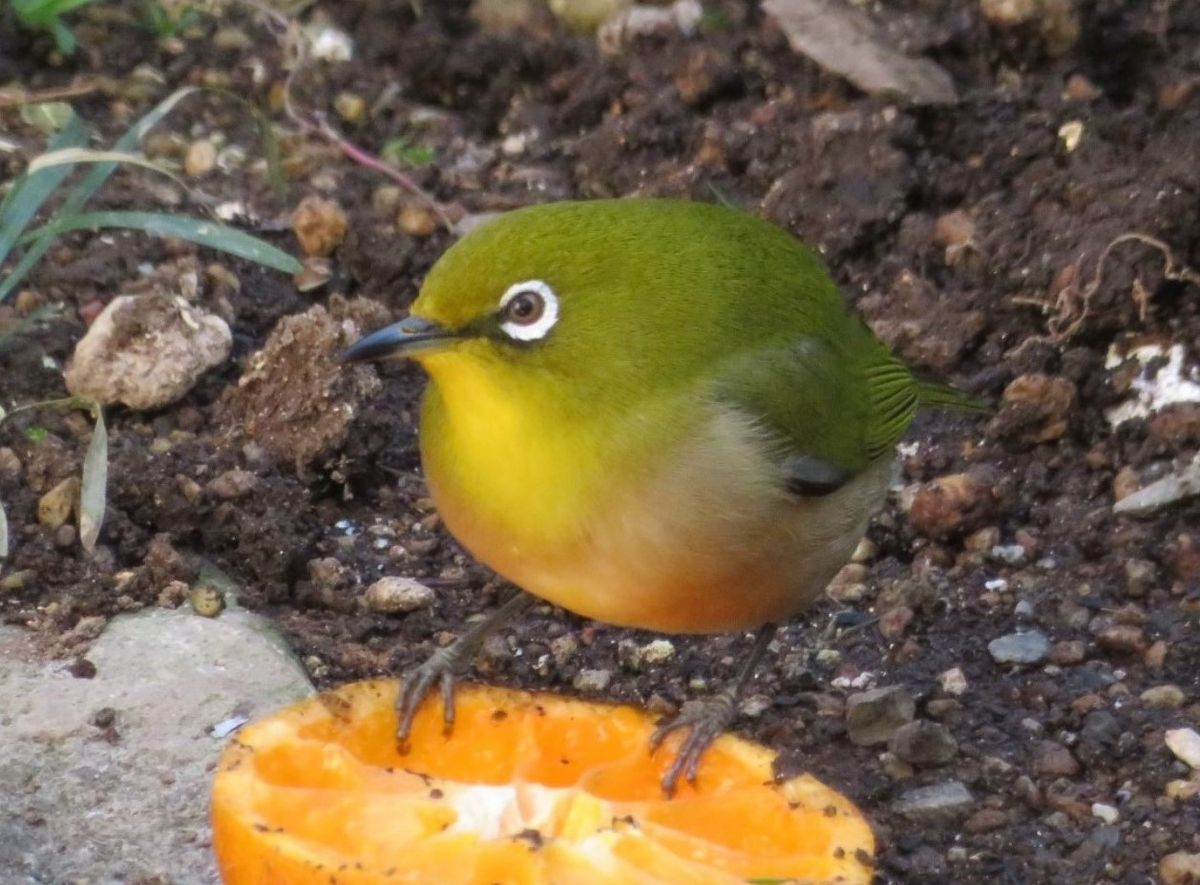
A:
[3,1,1200,882]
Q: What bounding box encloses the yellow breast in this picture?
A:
[417,352,891,634]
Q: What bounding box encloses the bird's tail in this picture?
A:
[915,379,992,414]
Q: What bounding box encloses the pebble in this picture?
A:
[939,667,968,696]
[993,373,1076,443]
[333,91,366,123]
[398,205,438,238]
[1096,624,1146,655]
[963,807,1007,833]
[845,686,916,746]
[1165,728,1200,770]
[892,781,974,821]
[878,605,913,640]
[1123,558,1158,596]
[640,638,675,665]
[184,139,216,177]
[363,577,435,614]
[888,720,959,766]
[207,469,258,500]
[37,477,79,529]
[1034,740,1081,777]
[1160,853,1200,885]
[0,447,21,478]
[572,668,612,693]
[292,195,348,257]
[1141,685,1187,709]
[907,473,984,539]
[1091,803,1119,824]
[988,630,1050,664]
[189,585,225,618]
[1048,639,1087,665]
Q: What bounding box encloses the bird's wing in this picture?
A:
[712,335,920,495]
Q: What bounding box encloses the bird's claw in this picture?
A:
[650,691,738,797]
[395,646,460,750]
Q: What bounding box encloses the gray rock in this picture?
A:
[888,719,959,766]
[0,607,313,884]
[846,685,916,746]
[988,629,1050,664]
[893,781,975,821]
[573,668,613,692]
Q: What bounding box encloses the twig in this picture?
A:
[0,80,103,109]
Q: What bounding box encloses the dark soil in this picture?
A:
[3,1,1200,882]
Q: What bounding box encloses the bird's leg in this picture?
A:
[651,623,778,796]
[396,590,535,750]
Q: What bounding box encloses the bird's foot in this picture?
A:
[650,687,739,797]
[395,644,461,751]
[394,591,535,751]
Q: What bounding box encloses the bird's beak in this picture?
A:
[340,315,460,363]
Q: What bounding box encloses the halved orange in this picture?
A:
[211,679,874,884]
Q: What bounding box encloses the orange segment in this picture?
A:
[211,679,874,884]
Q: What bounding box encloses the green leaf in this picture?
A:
[79,403,107,554]
[49,17,76,54]
[25,426,48,442]
[0,110,88,271]
[22,210,302,273]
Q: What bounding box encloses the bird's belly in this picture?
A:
[426,404,893,635]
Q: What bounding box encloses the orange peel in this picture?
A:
[211,679,874,884]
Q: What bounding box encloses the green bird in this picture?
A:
[343,198,982,794]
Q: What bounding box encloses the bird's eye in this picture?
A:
[503,290,545,325]
[498,280,559,342]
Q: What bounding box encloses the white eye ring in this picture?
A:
[498,279,559,342]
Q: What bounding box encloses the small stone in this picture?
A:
[846,686,916,746]
[963,807,1007,834]
[207,469,258,500]
[939,667,968,696]
[1091,803,1119,825]
[1141,685,1186,709]
[184,139,216,177]
[907,472,988,539]
[892,781,974,821]
[933,210,975,250]
[850,537,877,563]
[988,630,1049,664]
[398,205,438,238]
[1,570,33,591]
[333,91,366,123]
[363,577,435,614]
[990,373,1076,444]
[1165,728,1200,770]
[189,585,225,618]
[1165,779,1200,801]
[53,524,76,548]
[1096,624,1146,655]
[879,605,913,640]
[292,195,348,257]
[1034,740,1080,777]
[1049,639,1087,665]
[964,526,1000,552]
[980,0,1035,26]
[212,26,253,50]
[1145,640,1168,668]
[0,447,21,478]
[550,634,578,666]
[1112,466,1141,501]
[1064,73,1102,102]
[640,638,675,665]
[573,668,612,693]
[1160,853,1200,885]
[38,477,79,529]
[888,720,959,766]
[879,751,914,780]
[1124,558,1158,596]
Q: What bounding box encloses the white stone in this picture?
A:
[1166,728,1200,770]
[0,607,312,882]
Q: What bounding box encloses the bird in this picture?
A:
[342,198,983,794]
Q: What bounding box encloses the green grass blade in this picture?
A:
[23,210,301,273]
[0,110,88,269]
[0,88,200,302]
